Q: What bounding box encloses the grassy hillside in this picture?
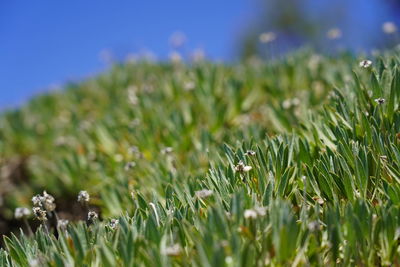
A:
[1,50,400,266]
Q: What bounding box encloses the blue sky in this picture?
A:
[0,0,253,108]
[0,0,398,109]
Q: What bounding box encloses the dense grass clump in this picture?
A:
[1,49,400,266]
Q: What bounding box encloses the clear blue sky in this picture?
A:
[0,0,397,109]
[0,0,254,108]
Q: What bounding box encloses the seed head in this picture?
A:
[77,190,90,204]
[33,207,47,221]
[14,207,31,220]
[359,60,372,68]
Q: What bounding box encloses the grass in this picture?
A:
[0,49,400,265]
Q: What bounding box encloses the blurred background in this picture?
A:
[1,0,400,108]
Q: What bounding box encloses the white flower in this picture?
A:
[109,219,119,229]
[283,99,292,109]
[169,51,182,63]
[374,98,385,105]
[161,147,173,154]
[254,207,267,216]
[127,86,138,105]
[245,150,256,156]
[195,189,213,199]
[124,161,136,171]
[163,244,181,256]
[326,28,342,40]
[14,207,31,220]
[77,190,90,204]
[307,221,319,232]
[31,195,42,206]
[183,81,195,91]
[291,97,300,106]
[383,22,397,34]
[57,219,69,229]
[225,256,233,264]
[235,161,252,172]
[244,209,258,219]
[259,32,276,43]
[244,207,267,219]
[359,60,372,68]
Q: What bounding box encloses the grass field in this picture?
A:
[1,49,400,266]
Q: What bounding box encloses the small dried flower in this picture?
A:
[31,195,42,206]
[14,207,31,220]
[109,219,119,229]
[195,189,213,199]
[359,60,372,68]
[259,32,276,43]
[326,28,342,40]
[42,191,56,212]
[383,22,397,34]
[235,161,252,173]
[87,211,98,222]
[245,150,256,156]
[33,207,47,221]
[77,190,90,204]
[374,98,385,105]
[163,244,181,256]
[32,191,56,212]
[57,219,69,229]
